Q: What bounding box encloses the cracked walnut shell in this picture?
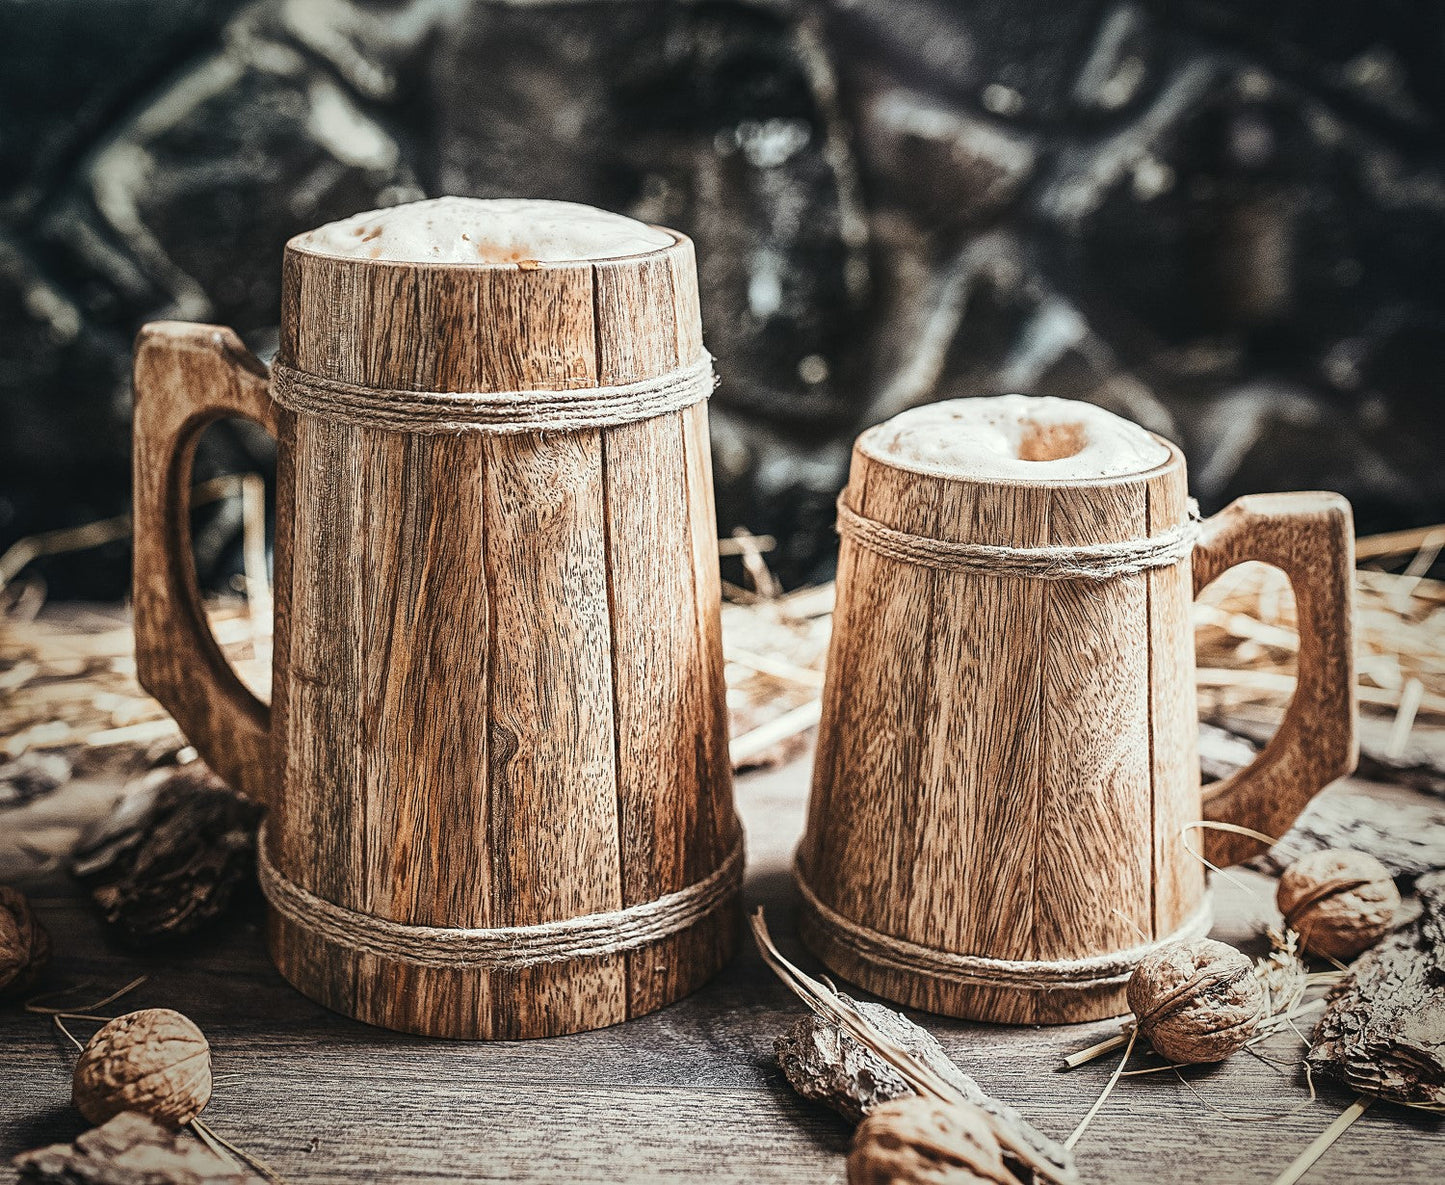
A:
[848,1096,1013,1185]
[72,1008,212,1128]
[1126,938,1265,1064]
[1277,849,1400,961]
[0,885,50,999]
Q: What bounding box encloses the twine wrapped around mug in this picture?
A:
[835,494,1201,581]
[795,861,1214,992]
[258,825,745,970]
[269,355,717,435]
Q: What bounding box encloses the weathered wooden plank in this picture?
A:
[1,757,1443,1184]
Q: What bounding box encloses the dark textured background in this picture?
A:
[2,0,1444,597]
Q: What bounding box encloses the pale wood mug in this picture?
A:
[797,397,1356,1024]
[131,206,740,1038]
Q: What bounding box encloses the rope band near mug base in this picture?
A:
[269,355,717,436]
[835,494,1201,581]
[257,823,744,970]
[794,860,1213,992]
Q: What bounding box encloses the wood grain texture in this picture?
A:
[134,232,738,1038]
[799,439,1355,1024]
[595,252,738,1018]
[1146,471,1204,941]
[1034,474,1153,1018]
[4,755,1441,1185]
[915,479,1049,1024]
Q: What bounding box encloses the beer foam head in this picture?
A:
[859,395,1170,482]
[295,197,673,264]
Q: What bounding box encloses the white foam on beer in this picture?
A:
[859,394,1170,482]
[296,196,673,264]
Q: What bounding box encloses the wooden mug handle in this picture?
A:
[132,322,276,804]
[1192,492,1357,866]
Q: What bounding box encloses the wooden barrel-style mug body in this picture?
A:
[132,223,740,1038]
[796,403,1357,1024]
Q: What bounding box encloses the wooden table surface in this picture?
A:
[2,753,1442,1184]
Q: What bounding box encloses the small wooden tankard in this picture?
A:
[132,199,740,1038]
[797,396,1356,1024]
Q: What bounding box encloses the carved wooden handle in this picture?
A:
[1192,492,1357,867]
[132,322,276,804]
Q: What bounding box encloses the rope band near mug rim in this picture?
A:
[835,493,1202,581]
[794,859,1213,991]
[257,822,744,969]
[268,354,717,435]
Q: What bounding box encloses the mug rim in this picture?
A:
[855,427,1186,491]
[282,223,689,271]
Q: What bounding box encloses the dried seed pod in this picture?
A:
[0,885,51,999]
[72,1008,212,1127]
[848,1096,1014,1185]
[1277,848,1400,961]
[1126,938,1265,1064]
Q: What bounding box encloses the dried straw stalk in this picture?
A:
[3,501,1442,781]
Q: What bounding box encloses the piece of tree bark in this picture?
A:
[1206,712,1445,799]
[70,764,262,944]
[1253,791,1445,889]
[1198,722,1262,786]
[13,1112,263,1184]
[1307,871,1445,1106]
[776,994,1075,1183]
[1200,723,1445,887]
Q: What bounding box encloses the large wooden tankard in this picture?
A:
[131,198,741,1038]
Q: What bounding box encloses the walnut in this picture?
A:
[1126,938,1265,1064]
[72,1008,212,1127]
[848,1096,1014,1185]
[1277,848,1400,961]
[0,885,51,999]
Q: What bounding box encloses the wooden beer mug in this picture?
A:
[797,395,1356,1024]
[132,198,741,1038]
